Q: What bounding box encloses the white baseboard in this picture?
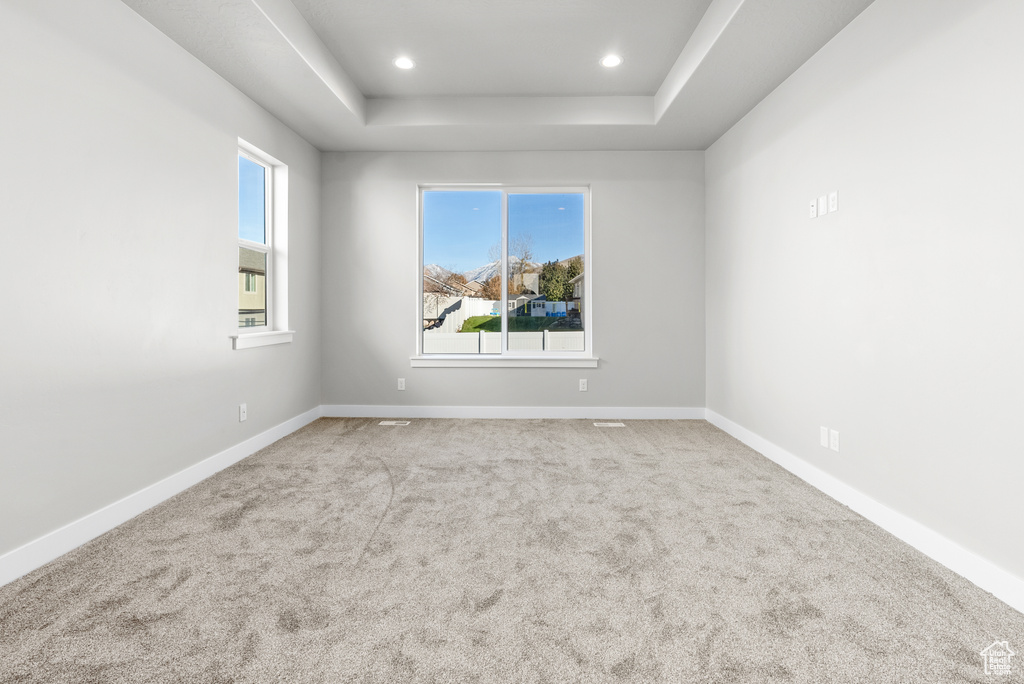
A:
[0,406,323,588]
[321,405,707,420]
[705,409,1024,615]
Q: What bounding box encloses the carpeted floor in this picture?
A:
[0,418,1021,683]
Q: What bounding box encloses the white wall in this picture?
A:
[0,0,322,556]
[322,152,705,409]
[706,0,1024,578]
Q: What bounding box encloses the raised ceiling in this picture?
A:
[120,0,876,151]
[288,0,714,98]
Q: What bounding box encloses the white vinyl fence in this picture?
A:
[423,330,584,353]
[423,296,499,333]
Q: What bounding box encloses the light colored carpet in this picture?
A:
[0,418,1021,683]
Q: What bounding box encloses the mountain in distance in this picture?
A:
[462,257,541,283]
[427,255,581,284]
[424,264,455,280]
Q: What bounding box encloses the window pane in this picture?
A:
[422,190,501,354]
[238,155,266,244]
[507,194,585,352]
[239,246,266,327]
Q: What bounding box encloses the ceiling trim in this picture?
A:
[654,0,747,121]
[249,0,365,123]
[367,97,655,127]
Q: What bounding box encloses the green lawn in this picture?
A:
[460,315,578,333]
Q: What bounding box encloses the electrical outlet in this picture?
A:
[397,378,406,391]
[829,429,840,453]
[809,200,818,219]
[828,191,838,212]
[239,403,247,422]
[820,426,829,448]
[579,379,588,392]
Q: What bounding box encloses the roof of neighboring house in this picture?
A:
[423,273,468,296]
[510,293,544,303]
[238,248,266,274]
[568,272,584,284]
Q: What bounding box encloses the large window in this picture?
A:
[418,186,592,364]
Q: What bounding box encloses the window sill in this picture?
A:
[410,356,598,368]
[231,330,294,350]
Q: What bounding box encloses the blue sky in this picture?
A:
[238,156,266,243]
[423,191,584,274]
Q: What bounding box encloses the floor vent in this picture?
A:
[379,420,411,426]
[593,422,625,427]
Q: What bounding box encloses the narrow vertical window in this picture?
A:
[231,141,291,350]
[238,152,270,329]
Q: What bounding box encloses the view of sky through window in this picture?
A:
[422,191,500,273]
[508,193,585,264]
[238,156,266,244]
[423,191,584,273]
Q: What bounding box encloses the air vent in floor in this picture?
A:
[379,420,411,426]
[593,422,625,427]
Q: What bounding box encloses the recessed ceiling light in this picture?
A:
[394,56,415,70]
[600,54,623,68]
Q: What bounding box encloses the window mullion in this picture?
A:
[500,191,509,354]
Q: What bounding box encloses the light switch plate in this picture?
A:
[818,195,828,216]
[809,200,818,219]
[828,191,838,212]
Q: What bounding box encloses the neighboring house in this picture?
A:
[463,280,484,297]
[238,248,266,327]
[508,293,542,316]
[569,271,584,302]
[568,271,585,328]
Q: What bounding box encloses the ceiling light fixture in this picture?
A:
[600,54,623,68]
[394,56,415,70]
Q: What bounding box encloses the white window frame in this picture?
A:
[232,139,293,350]
[412,184,596,368]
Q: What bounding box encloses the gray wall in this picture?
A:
[706,0,1024,578]
[0,0,322,555]
[322,152,705,409]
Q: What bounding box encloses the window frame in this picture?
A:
[413,184,596,368]
[232,139,293,350]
